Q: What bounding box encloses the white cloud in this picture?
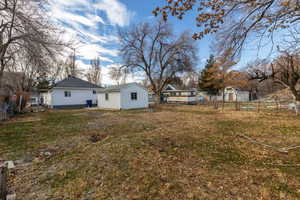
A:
[47,0,136,84]
[76,43,118,61]
[50,7,95,27]
[95,0,135,26]
[77,60,91,71]
[201,58,207,63]
[88,14,106,24]
[49,0,88,10]
[49,0,134,27]
[78,29,119,43]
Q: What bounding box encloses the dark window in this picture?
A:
[93,90,96,94]
[105,93,109,101]
[131,92,137,100]
[64,91,71,97]
[29,98,36,103]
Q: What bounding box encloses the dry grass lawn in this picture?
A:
[1,105,300,199]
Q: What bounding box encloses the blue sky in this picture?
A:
[48,0,279,84]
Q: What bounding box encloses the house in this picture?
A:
[212,87,250,102]
[162,84,197,104]
[42,76,101,109]
[28,92,40,106]
[97,83,149,110]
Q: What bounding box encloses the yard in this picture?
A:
[1,105,300,199]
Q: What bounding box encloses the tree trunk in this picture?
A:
[0,66,4,89]
[153,92,162,104]
[0,166,7,200]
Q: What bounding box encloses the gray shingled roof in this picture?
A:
[99,83,143,93]
[53,76,101,88]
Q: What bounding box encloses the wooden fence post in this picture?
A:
[235,100,240,111]
[0,166,7,200]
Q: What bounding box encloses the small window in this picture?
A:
[30,98,36,103]
[64,91,71,97]
[105,93,109,101]
[93,90,96,94]
[131,92,137,100]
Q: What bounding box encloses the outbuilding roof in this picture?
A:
[53,76,101,89]
[99,82,144,93]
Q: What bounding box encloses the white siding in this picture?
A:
[213,91,250,102]
[51,88,98,107]
[97,92,121,109]
[41,92,52,107]
[167,96,196,103]
[236,91,250,102]
[120,85,149,109]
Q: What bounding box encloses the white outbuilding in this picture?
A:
[97,83,149,110]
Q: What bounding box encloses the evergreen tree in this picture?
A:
[198,55,221,94]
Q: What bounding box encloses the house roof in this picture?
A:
[53,76,101,89]
[99,82,144,93]
[163,84,197,92]
[164,84,177,91]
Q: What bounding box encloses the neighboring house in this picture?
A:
[162,84,197,104]
[42,76,101,109]
[211,87,250,102]
[148,91,156,104]
[28,92,40,107]
[98,83,149,110]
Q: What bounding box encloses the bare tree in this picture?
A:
[108,66,128,85]
[249,52,300,115]
[118,21,198,102]
[86,57,102,86]
[63,49,83,78]
[0,0,66,88]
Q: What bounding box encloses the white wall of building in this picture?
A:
[236,91,250,102]
[213,91,249,102]
[98,92,121,109]
[120,84,149,109]
[97,84,149,110]
[41,88,99,108]
[51,88,98,107]
[167,96,197,103]
[41,92,52,106]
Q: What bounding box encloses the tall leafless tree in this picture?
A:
[108,66,128,85]
[86,57,102,86]
[0,0,66,89]
[118,21,198,101]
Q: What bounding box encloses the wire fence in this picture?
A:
[0,111,8,121]
[199,100,295,112]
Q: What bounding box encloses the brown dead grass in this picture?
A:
[1,105,300,199]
